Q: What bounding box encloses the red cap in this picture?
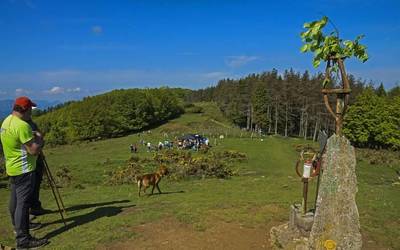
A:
[14,96,37,110]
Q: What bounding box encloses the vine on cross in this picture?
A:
[300,16,368,135]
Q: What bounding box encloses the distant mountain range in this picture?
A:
[0,100,60,120]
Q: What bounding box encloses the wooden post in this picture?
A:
[322,58,351,136]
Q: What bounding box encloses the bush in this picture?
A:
[356,148,400,167]
[153,149,244,180]
[105,148,246,185]
[105,157,144,185]
[55,166,73,187]
[185,106,203,113]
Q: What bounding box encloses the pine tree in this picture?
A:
[251,82,270,132]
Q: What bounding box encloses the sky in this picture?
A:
[0,0,399,101]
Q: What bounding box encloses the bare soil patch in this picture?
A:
[98,217,272,250]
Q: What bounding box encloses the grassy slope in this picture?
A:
[0,102,399,249]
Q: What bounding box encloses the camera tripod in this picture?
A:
[40,153,67,226]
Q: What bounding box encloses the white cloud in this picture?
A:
[0,69,238,93]
[225,55,259,68]
[43,86,80,96]
[67,87,81,93]
[92,25,103,35]
[45,86,65,94]
[15,88,30,96]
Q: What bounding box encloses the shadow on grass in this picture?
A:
[0,182,8,189]
[45,200,131,214]
[65,200,130,212]
[149,190,185,196]
[144,190,185,196]
[43,204,135,240]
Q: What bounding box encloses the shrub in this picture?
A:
[185,106,203,113]
[356,148,400,167]
[105,156,145,185]
[106,148,246,185]
[55,166,73,187]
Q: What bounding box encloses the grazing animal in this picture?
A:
[136,165,168,196]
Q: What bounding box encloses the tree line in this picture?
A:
[34,88,186,145]
[189,69,400,149]
[343,87,400,149]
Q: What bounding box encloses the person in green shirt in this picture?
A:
[0,96,48,249]
[26,119,50,217]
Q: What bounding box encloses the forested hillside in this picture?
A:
[34,88,187,145]
[189,69,400,148]
[27,69,400,149]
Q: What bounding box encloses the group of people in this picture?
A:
[176,134,209,150]
[132,140,174,153]
[132,135,210,153]
[1,97,50,249]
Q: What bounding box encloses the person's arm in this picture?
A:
[24,138,43,156]
[19,122,43,156]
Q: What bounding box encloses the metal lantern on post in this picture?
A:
[295,131,328,215]
[295,150,319,214]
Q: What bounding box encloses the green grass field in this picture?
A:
[0,103,399,249]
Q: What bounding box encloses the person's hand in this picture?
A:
[33,131,43,138]
[33,132,45,147]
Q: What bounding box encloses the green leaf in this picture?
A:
[300,16,369,68]
[360,54,369,62]
[315,48,322,55]
[300,44,309,53]
[321,16,328,26]
[343,40,353,47]
[355,34,365,41]
[322,78,331,87]
[313,59,321,68]
[332,64,339,73]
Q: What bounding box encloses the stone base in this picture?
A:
[289,204,314,235]
[0,244,15,250]
[270,223,309,250]
[270,204,314,249]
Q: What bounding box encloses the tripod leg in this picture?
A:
[43,158,66,214]
[44,163,67,226]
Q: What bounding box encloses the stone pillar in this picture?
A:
[309,135,362,249]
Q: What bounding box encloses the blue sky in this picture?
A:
[0,0,399,101]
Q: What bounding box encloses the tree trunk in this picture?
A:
[268,105,272,134]
[246,104,251,131]
[274,98,278,135]
[299,110,303,137]
[304,112,308,140]
[313,116,320,141]
[285,103,288,137]
[251,104,254,131]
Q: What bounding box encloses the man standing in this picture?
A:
[26,119,49,217]
[0,97,48,249]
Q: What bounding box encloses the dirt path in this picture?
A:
[98,218,272,250]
